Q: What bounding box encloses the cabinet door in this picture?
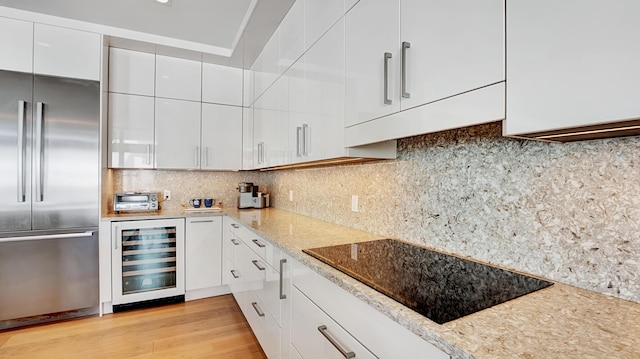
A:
[242,107,254,170]
[0,17,33,73]
[108,93,155,168]
[155,55,202,101]
[202,63,242,106]
[185,217,222,291]
[304,0,345,50]
[253,77,288,168]
[109,48,155,96]
[400,0,504,110]
[155,98,201,169]
[279,0,305,73]
[291,287,377,359]
[201,103,242,170]
[253,28,280,100]
[345,0,400,127]
[505,0,640,135]
[33,24,101,81]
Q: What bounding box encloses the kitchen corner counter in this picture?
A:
[224,208,640,359]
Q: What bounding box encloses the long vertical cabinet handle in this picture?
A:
[296,126,302,157]
[17,100,26,203]
[35,102,45,202]
[146,144,151,166]
[204,147,209,167]
[383,52,392,105]
[302,124,310,156]
[114,226,120,250]
[279,259,287,299]
[401,42,411,99]
[194,146,200,167]
[317,325,356,358]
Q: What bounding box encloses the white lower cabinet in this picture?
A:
[291,287,376,359]
[185,217,222,298]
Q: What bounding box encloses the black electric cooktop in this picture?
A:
[303,239,553,324]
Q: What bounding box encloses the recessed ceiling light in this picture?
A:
[154,0,171,5]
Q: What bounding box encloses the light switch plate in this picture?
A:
[351,195,359,212]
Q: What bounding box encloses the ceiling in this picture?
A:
[0,0,294,68]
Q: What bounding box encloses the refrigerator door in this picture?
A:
[0,70,33,233]
[32,75,100,230]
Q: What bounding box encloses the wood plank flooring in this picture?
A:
[0,294,267,359]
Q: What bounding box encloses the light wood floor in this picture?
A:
[0,294,267,359]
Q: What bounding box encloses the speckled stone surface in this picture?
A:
[260,122,640,304]
[227,208,640,359]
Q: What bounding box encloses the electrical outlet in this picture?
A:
[164,189,171,201]
[289,190,294,202]
[351,195,359,212]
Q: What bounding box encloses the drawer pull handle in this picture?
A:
[279,258,287,300]
[231,224,240,228]
[252,239,266,248]
[230,238,240,246]
[231,270,239,279]
[317,325,356,358]
[251,302,265,317]
[252,260,265,271]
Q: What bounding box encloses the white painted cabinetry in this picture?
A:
[253,76,289,168]
[504,0,640,137]
[108,48,155,96]
[0,16,33,73]
[344,0,505,147]
[185,217,223,299]
[107,93,155,168]
[201,103,243,170]
[155,55,201,101]
[154,98,201,169]
[202,62,243,106]
[0,18,100,80]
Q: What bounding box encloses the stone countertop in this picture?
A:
[225,208,640,359]
[100,207,640,358]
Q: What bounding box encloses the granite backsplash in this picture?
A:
[104,121,640,304]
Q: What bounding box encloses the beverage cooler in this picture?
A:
[111,218,185,309]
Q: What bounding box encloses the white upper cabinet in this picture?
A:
[202,62,243,106]
[242,108,254,170]
[201,103,243,170]
[0,17,33,73]
[279,0,305,73]
[243,68,255,107]
[400,0,504,110]
[254,76,289,168]
[155,55,202,101]
[33,23,101,81]
[108,93,155,169]
[305,0,346,49]
[345,0,400,127]
[253,28,280,101]
[504,0,640,137]
[154,98,201,169]
[109,48,155,96]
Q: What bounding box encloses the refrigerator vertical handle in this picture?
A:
[384,52,392,105]
[402,42,411,99]
[35,102,45,202]
[303,124,310,156]
[17,100,26,203]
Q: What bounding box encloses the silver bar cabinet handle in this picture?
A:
[204,146,209,167]
[194,146,199,166]
[251,302,265,317]
[252,260,265,271]
[402,41,411,99]
[231,223,240,229]
[383,52,392,105]
[302,124,310,156]
[296,126,302,157]
[35,102,44,202]
[114,226,120,250]
[17,100,26,203]
[252,239,266,248]
[317,325,356,358]
[279,259,287,299]
[230,270,239,279]
[146,144,151,165]
[230,238,240,246]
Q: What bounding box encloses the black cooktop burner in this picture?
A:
[303,239,553,324]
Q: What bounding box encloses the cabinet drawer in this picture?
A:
[235,226,282,269]
[292,287,376,359]
[238,289,280,359]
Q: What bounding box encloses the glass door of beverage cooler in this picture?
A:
[111,218,185,305]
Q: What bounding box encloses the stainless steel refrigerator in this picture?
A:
[0,70,100,330]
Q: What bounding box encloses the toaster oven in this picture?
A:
[114,192,159,213]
